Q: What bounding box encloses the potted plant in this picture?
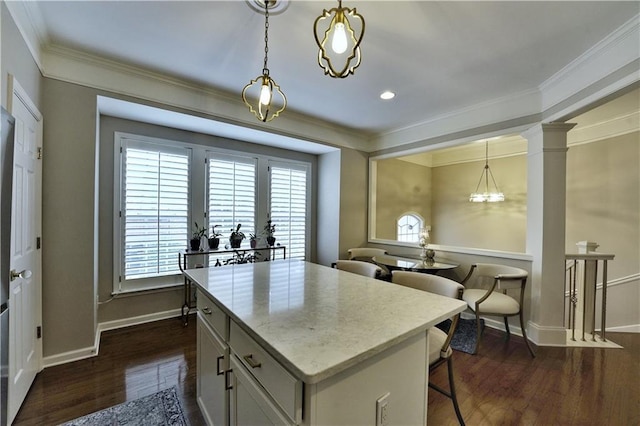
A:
[208,225,222,250]
[263,219,276,246]
[190,222,207,251]
[249,233,258,249]
[229,223,245,248]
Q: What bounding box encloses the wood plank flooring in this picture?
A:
[13,317,639,425]
[13,317,205,426]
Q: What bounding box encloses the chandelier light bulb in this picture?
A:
[259,82,272,105]
[331,22,348,54]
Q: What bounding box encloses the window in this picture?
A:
[208,153,257,247]
[397,213,423,243]
[269,161,309,259]
[114,134,191,293]
[114,132,313,293]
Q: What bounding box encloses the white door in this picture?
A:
[7,76,43,424]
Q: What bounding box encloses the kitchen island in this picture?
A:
[184,259,466,425]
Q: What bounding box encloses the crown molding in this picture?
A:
[370,88,542,152]
[540,14,640,113]
[40,44,372,152]
[4,0,48,71]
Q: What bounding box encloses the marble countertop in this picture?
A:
[184,259,466,384]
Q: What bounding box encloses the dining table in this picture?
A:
[373,254,459,274]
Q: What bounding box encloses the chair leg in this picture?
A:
[503,316,511,340]
[473,311,482,355]
[519,310,536,358]
[447,357,466,426]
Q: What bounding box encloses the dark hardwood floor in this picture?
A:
[13,317,205,426]
[13,318,639,425]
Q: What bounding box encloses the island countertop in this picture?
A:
[184,259,466,384]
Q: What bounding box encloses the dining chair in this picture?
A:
[460,263,536,357]
[347,247,388,261]
[347,248,391,280]
[391,271,466,426]
[334,260,383,279]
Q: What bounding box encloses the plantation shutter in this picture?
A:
[121,140,190,283]
[208,153,257,248]
[269,161,309,259]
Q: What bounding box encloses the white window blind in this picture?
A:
[117,138,190,291]
[269,162,309,259]
[208,154,257,248]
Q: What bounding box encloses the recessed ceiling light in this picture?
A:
[380,91,395,100]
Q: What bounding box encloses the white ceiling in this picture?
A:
[16,0,639,136]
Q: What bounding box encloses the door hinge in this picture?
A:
[37,147,42,160]
[37,237,41,249]
[36,326,42,339]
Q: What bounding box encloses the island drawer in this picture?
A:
[229,320,302,423]
[197,290,228,340]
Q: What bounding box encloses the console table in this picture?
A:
[179,246,286,325]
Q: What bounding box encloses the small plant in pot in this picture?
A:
[263,219,276,246]
[249,233,258,249]
[208,225,222,250]
[190,222,207,251]
[229,224,245,249]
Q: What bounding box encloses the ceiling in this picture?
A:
[16,0,639,136]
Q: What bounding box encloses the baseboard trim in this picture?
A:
[43,309,184,368]
[602,324,640,333]
[525,322,569,347]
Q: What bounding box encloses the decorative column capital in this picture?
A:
[522,122,577,153]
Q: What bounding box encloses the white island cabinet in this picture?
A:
[185,259,466,425]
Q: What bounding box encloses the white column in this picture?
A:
[522,122,576,346]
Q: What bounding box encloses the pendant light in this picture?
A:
[313,0,365,78]
[469,141,505,203]
[242,0,286,122]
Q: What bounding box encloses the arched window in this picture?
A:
[397,213,424,243]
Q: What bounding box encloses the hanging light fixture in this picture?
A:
[313,0,365,78]
[469,141,505,203]
[242,0,286,122]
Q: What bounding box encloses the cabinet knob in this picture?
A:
[243,354,262,369]
[201,307,212,315]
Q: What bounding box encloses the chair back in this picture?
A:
[464,263,528,291]
[347,248,388,261]
[391,270,463,359]
[391,271,464,299]
[335,260,382,278]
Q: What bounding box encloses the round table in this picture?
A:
[373,254,459,274]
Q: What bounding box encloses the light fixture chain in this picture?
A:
[263,2,270,73]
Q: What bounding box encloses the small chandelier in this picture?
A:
[313,0,365,78]
[242,0,286,122]
[469,141,505,203]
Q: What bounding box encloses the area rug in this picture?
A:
[436,318,484,354]
[60,386,188,426]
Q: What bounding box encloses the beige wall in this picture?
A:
[338,148,368,261]
[566,132,640,330]
[1,2,42,110]
[41,79,99,356]
[375,159,432,240]
[432,155,528,252]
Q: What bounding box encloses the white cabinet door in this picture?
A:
[197,317,228,426]
[229,356,292,426]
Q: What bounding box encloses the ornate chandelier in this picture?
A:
[242,0,287,122]
[469,141,505,203]
[313,0,365,78]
